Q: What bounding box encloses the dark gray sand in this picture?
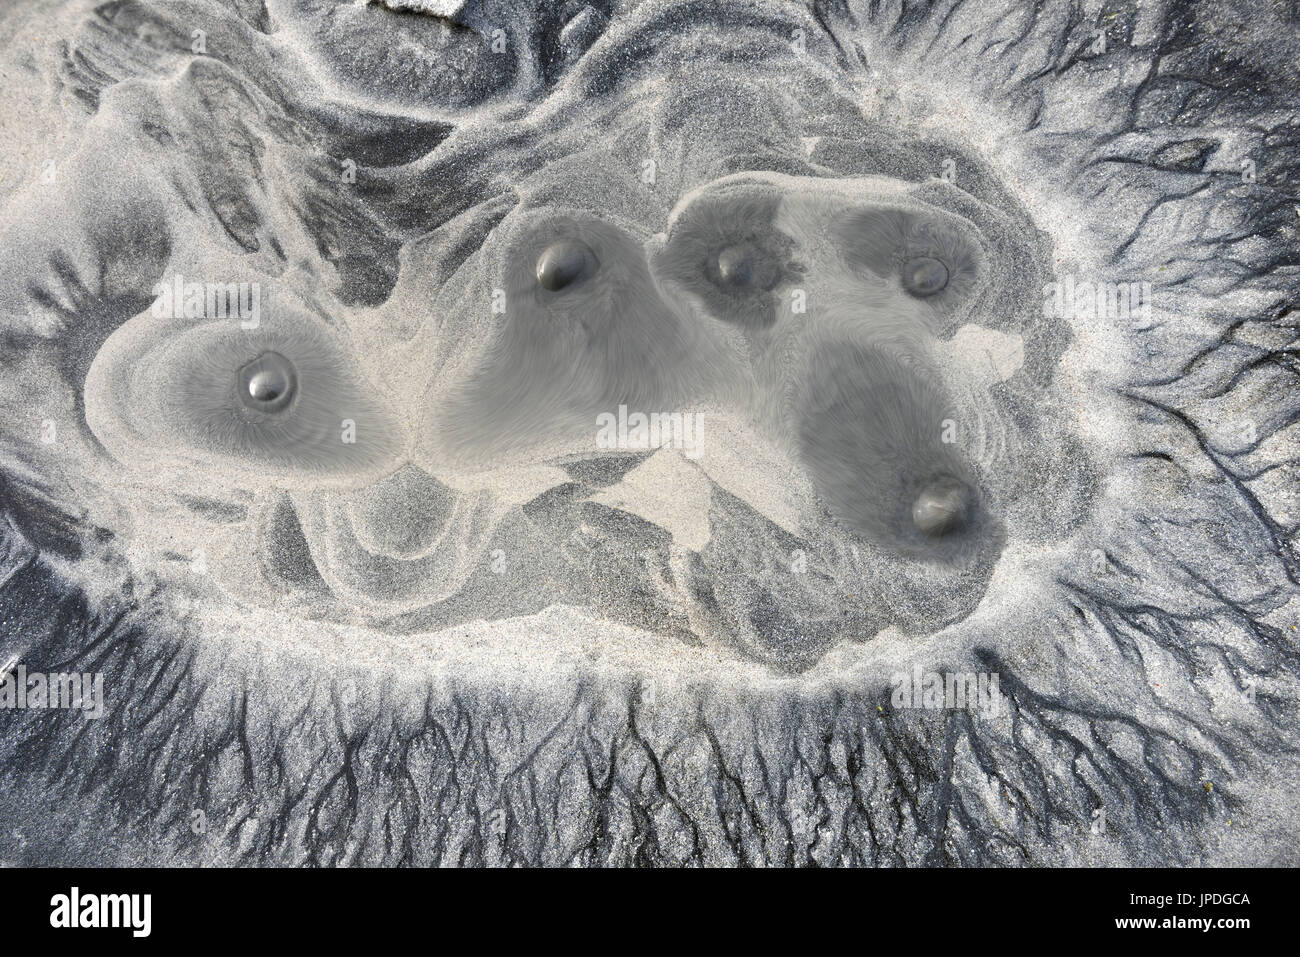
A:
[0,0,1297,865]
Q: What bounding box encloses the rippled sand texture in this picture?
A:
[0,0,1297,866]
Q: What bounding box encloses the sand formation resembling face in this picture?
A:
[0,0,1093,674]
[79,156,1075,663]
